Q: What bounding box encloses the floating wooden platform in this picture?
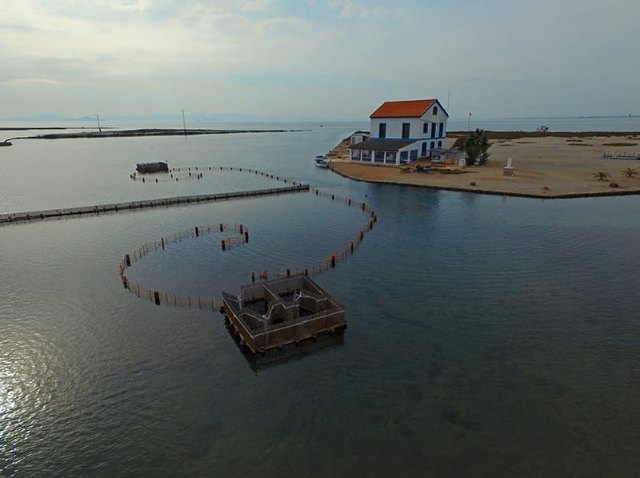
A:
[239,332,344,372]
[0,184,309,225]
[222,275,346,354]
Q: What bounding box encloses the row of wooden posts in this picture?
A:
[130,165,302,186]
[1,165,307,225]
[0,185,308,225]
[119,186,377,310]
[119,223,249,308]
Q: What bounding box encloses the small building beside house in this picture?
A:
[350,98,449,165]
[350,130,370,146]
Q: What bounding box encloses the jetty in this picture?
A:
[0,184,309,225]
[222,275,346,354]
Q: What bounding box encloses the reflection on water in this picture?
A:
[1,121,640,476]
[0,370,19,474]
[226,325,346,374]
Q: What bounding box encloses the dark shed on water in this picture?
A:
[136,162,169,174]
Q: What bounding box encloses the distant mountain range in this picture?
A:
[8,112,68,122]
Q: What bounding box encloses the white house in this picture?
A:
[350,99,449,165]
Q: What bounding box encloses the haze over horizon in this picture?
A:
[1,0,638,121]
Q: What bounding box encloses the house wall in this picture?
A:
[420,103,449,141]
[370,117,419,140]
[370,102,449,142]
[369,117,447,158]
[350,143,422,165]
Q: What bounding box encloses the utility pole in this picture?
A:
[96,114,102,133]
[182,109,187,136]
[468,112,472,131]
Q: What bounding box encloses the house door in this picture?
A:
[421,142,427,157]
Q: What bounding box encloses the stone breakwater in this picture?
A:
[1,128,307,143]
[30,128,302,140]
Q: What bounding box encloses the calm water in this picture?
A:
[1,120,639,477]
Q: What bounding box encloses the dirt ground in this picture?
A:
[329,135,640,198]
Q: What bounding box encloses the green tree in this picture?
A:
[464,129,490,166]
[593,171,611,181]
[622,167,638,178]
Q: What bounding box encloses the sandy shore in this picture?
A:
[329,134,640,198]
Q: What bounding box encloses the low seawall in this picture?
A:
[329,167,640,199]
[0,184,309,225]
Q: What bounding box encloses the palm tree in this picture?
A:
[464,129,490,166]
[622,167,638,178]
[593,171,611,181]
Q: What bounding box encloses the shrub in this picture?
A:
[464,129,491,166]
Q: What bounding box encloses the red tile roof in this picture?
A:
[370,99,436,118]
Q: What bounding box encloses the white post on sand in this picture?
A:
[503,157,514,176]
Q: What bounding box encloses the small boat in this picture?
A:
[314,156,329,168]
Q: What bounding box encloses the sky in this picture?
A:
[1,0,639,120]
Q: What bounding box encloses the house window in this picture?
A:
[409,150,418,161]
[433,106,438,115]
[431,123,437,138]
[438,140,442,148]
[402,123,410,139]
[438,122,444,137]
[430,141,435,150]
[423,122,429,134]
[379,123,386,138]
